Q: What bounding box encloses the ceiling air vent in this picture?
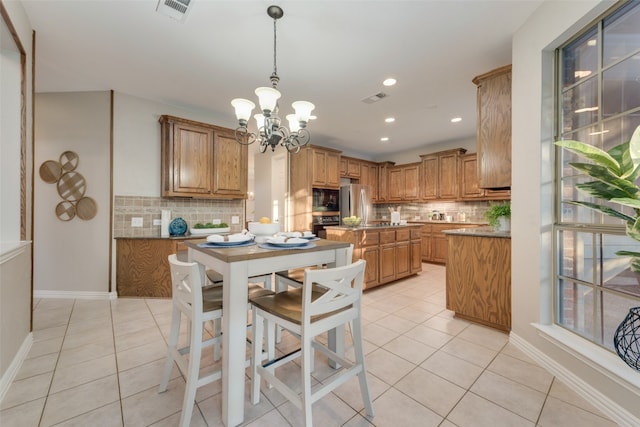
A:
[156,0,194,22]
[361,92,389,104]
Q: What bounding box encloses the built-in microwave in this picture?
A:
[312,188,339,212]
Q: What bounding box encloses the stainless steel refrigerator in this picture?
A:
[340,184,372,226]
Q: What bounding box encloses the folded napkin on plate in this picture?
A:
[206,234,224,242]
[267,236,287,244]
[227,233,251,242]
[285,237,307,244]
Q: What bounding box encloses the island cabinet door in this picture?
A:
[410,239,422,273]
[379,244,396,283]
[362,246,379,289]
[395,242,410,277]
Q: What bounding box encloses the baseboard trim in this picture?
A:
[34,290,118,300]
[510,330,640,427]
[0,333,33,403]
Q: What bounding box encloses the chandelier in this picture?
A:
[231,5,315,153]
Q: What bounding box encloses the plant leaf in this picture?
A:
[629,124,640,172]
[556,140,621,174]
[630,258,640,273]
[610,197,640,210]
[575,181,631,200]
[626,217,640,241]
[616,250,640,257]
[563,200,635,222]
[570,163,639,196]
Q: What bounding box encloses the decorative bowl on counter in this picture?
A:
[248,222,281,242]
[342,216,362,227]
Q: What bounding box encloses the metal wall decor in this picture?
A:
[614,307,640,371]
[39,150,97,221]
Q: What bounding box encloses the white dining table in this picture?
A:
[185,238,351,427]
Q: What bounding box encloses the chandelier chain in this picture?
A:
[272,17,278,84]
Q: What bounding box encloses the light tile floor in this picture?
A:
[0,263,620,426]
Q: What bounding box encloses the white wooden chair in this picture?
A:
[250,259,374,426]
[159,254,224,427]
[160,255,274,427]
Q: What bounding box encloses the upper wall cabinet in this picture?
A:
[309,146,341,189]
[473,65,512,189]
[420,148,466,201]
[160,115,248,199]
[388,163,420,202]
[340,156,362,179]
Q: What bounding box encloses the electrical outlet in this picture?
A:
[131,217,143,227]
[153,219,162,226]
[231,216,240,224]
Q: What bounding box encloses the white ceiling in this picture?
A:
[21,0,543,157]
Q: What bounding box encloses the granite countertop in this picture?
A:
[325,223,422,231]
[114,234,207,240]
[442,226,511,238]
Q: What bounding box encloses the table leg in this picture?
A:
[328,246,349,368]
[222,261,249,427]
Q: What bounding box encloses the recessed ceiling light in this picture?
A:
[383,78,396,87]
[385,117,395,123]
[451,117,462,123]
[380,137,389,142]
[309,115,317,120]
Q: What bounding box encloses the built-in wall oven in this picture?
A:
[311,214,340,239]
[312,188,339,212]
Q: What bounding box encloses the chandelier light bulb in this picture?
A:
[292,101,315,124]
[255,87,281,114]
[231,98,255,124]
[230,5,313,153]
[286,114,301,133]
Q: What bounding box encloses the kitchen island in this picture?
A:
[325,224,422,289]
[443,227,511,331]
[115,234,204,297]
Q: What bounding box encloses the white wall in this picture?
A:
[0,0,34,399]
[112,92,235,196]
[512,0,640,423]
[34,92,112,293]
[372,136,476,165]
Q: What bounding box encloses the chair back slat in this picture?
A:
[303,259,365,318]
[168,254,204,313]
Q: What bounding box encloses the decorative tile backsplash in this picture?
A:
[113,196,245,237]
[373,201,492,223]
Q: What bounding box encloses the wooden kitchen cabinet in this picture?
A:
[473,64,512,189]
[310,146,341,189]
[160,115,247,199]
[116,237,193,297]
[340,156,361,179]
[375,161,395,203]
[388,163,420,202]
[359,161,379,201]
[421,223,479,264]
[420,148,466,201]
[446,232,511,331]
[325,224,421,289]
[461,153,511,201]
[289,145,342,231]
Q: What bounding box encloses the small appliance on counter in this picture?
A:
[390,206,401,225]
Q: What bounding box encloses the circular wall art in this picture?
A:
[75,196,98,220]
[40,151,97,222]
[55,200,76,221]
[39,160,62,183]
[59,150,79,172]
[57,171,86,201]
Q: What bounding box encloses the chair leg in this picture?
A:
[251,308,264,405]
[159,305,180,393]
[212,318,222,361]
[179,318,204,427]
[352,317,374,417]
[302,333,314,427]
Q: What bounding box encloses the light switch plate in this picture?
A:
[131,217,143,227]
[153,219,162,226]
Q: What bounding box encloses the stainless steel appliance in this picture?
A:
[311,214,340,239]
[312,188,339,212]
[340,184,372,226]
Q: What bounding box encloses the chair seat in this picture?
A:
[251,285,348,325]
[203,283,275,303]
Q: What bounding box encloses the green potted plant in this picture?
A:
[484,202,511,231]
[555,124,640,272]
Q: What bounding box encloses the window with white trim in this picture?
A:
[555,0,640,350]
